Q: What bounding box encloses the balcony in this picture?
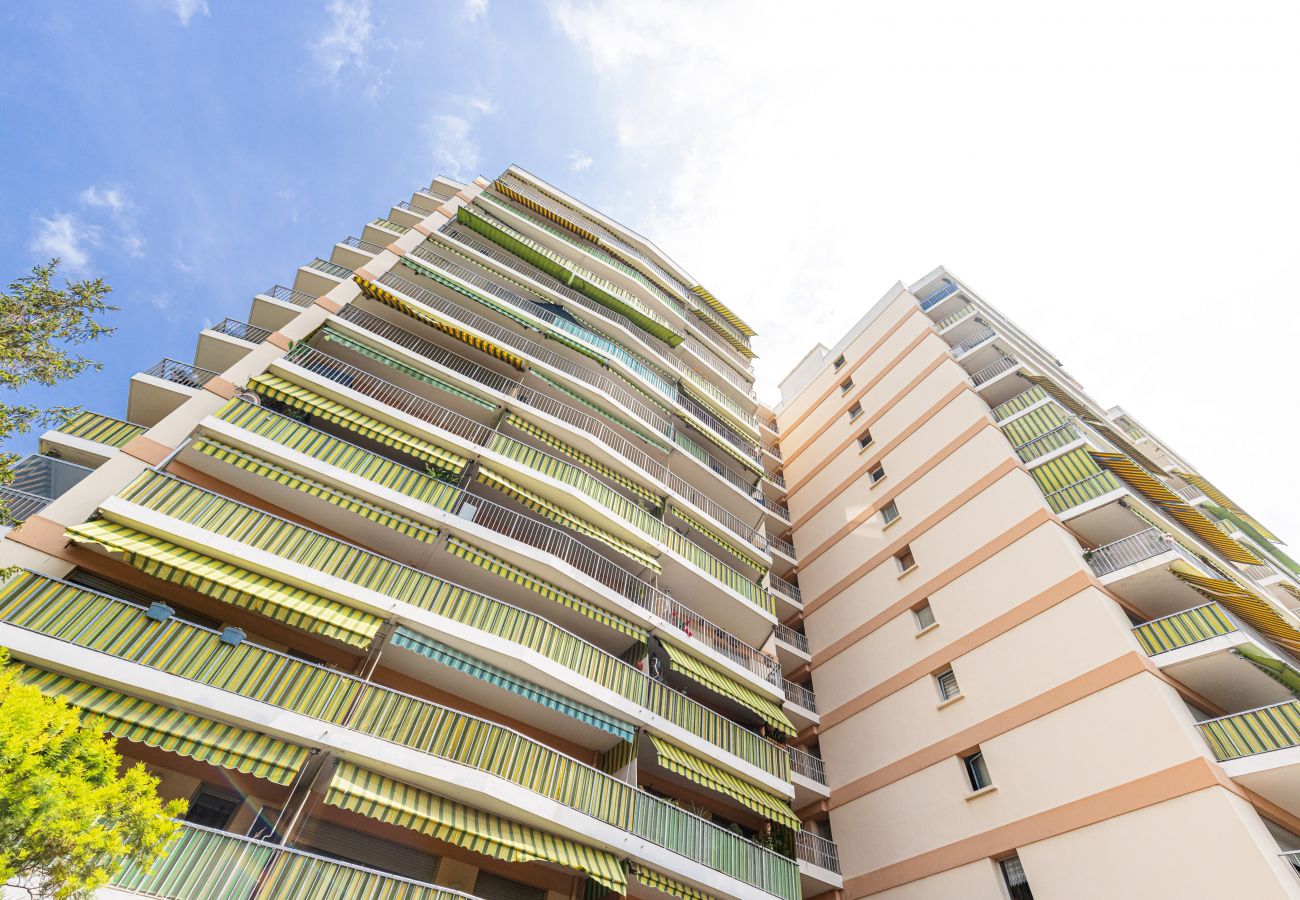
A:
[968,355,1026,404]
[127,358,220,426]
[783,678,818,731]
[0,486,51,528]
[40,411,147,467]
[918,280,959,312]
[1197,701,1300,818]
[250,284,316,331]
[788,745,829,811]
[1011,422,1083,464]
[769,572,803,619]
[196,318,270,372]
[795,831,843,893]
[774,622,810,665]
[334,234,389,270]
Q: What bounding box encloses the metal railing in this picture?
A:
[990,385,1046,422]
[140,358,219,390]
[1175,484,1208,504]
[788,745,826,785]
[970,355,1021,386]
[371,216,410,235]
[394,199,434,216]
[1132,602,1237,655]
[1242,562,1278,581]
[760,494,792,522]
[0,486,50,524]
[261,284,316,307]
[306,258,353,280]
[769,535,796,558]
[795,830,842,874]
[678,389,762,464]
[918,281,958,311]
[952,326,997,357]
[1085,527,1180,577]
[682,334,757,391]
[1198,700,1300,761]
[210,318,271,344]
[1042,471,1122,514]
[783,679,817,713]
[934,303,976,331]
[1013,423,1081,463]
[769,573,803,606]
[774,623,809,654]
[761,439,782,460]
[342,235,387,255]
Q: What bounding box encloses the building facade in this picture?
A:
[3,169,1299,900]
[0,170,836,900]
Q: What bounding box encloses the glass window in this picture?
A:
[848,402,863,421]
[870,463,886,483]
[999,856,1034,900]
[840,378,853,394]
[832,354,846,370]
[964,750,991,791]
[185,786,241,830]
[858,429,873,449]
[881,500,900,525]
[937,669,960,700]
[914,601,935,630]
[896,546,916,571]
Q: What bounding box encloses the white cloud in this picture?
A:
[567,151,594,173]
[166,0,209,25]
[79,183,145,257]
[312,0,388,97]
[30,214,96,271]
[79,185,128,211]
[547,0,1300,545]
[428,114,479,178]
[462,0,488,22]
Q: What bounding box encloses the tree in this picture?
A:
[1,258,117,524]
[0,653,186,899]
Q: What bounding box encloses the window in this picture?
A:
[857,428,873,449]
[869,463,886,484]
[832,354,846,370]
[999,856,1034,900]
[840,377,854,394]
[937,668,960,700]
[963,750,992,791]
[185,786,241,830]
[847,402,863,421]
[913,601,935,630]
[881,500,900,525]
[895,545,916,572]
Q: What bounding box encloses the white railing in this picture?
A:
[918,281,958,311]
[774,623,809,654]
[1083,527,1213,577]
[970,355,1021,386]
[306,258,353,280]
[769,573,803,605]
[953,326,997,357]
[0,486,51,524]
[342,235,387,255]
[262,284,316,307]
[1013,423,1082,463]
[788,745,826,784]
[795,830,842,874]
[783,679,817,713]
[1175,484,1207,503]
[211,318,271,344]
[141,358,219,389]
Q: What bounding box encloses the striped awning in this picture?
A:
[353,275,528,369]
[678,412,764,476]
[400,255,539,331]
[1236,645,1300,695]
[1172,469,1280,543]
[11,663,309,785]
[1089,453,1262,565]
[1169,560,1300,653]
[670,506,766,575]
[1017,375,1165,472]
[444,536,647,641]
[504,413,662,506]
[64,519,382,649]
[55,410,146,448]
[647,734,798,830]
[247,372,470,473]
[389,626,636,743]
[493,179,602,244]
[660,641,795,735]
[210,399,461,513]
[532,372,674,451]
[689,286,756,337]
[475,466,662,572]
[321,327,498,410]
[689,308,757,359]
[632,866,718,900]
[324,762,627,894]
[193,438,440,544]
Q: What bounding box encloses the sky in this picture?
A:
[2,0,1298,542]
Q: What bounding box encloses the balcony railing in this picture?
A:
[783,679,817,713]
[371,216,410,235]
[141,358,219,390]
[933,303,976,331]
[918,281,959,311]
[769,535,796,558]
[795,830,842,874]
[952,326,998,357]
[1175,484,1208,504]
[1043,471,1122,514]
[1013,423,1082,463]
[769,573,802,606]
[395,198,434,216]
[1086,528,1179,576]
[0,486,50,524]
[1198,700,1300,761]
[761,438,783,460]
[1132,602,1237,655]
[970,354,1021,386]
[676,388,762,466]
[210,318,271,344]
[990,385,1047,422]
[1242,562,1279,581]
[774,623,809,654]
[788,745,826,785]
[306,258,354,280]
[342,235,388,255]
[262,284,316,307]
[682,334,757,391]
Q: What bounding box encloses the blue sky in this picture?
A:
[4,0,1300,542]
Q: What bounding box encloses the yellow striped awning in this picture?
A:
[445,536,648,641]
[353,276,527,370]
[504,413,662,506]
[1088,452,1262,565]
[475,466,661,572]
[689,286,756,337]
[1169,560,1300,654]
[647,734,798,830]
[247,372,470,473]
[324,761,627,894]
[11,663,309,785]
[670,506,766,575]
[689,307,757,359]
[64,519,383,649]
[493,180,602,245]
[1018,375,1165,473]
[631,867,717,900]
[660,641,794,735]
[193,439,440,544]
[54,411,147,448]
[1172,469,1280,543]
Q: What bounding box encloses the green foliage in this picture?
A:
[0,258,117,524]
[0,652,184,899]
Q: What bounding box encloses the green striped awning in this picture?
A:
[193,438,440,544]
[689,286,756,337]
[64,519,382,649]
[504,413,662,506]
[1173,469,1281,543]
[321,326,498,411]
[389,626,636,743]
[1168,560,1300,654]
[1132,603,1237,655]
[325,762,627,894]
[632,865,718,900]
[669,506,766,575]
[475,466,661,572]
[259,849,463,900]
[660,641,795,736]
[55,410,146,448]
[247,372,470,473]
[111,824,276,898]
[11,663,309,785]
[444,536,647,641]
[999,402,1069,447]
[210,399,461,512]
[647,734,798,830]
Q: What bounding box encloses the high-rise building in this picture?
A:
[0,169,835,900]
[2,170,1299,900]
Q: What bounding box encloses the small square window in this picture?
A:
[963,750,991,791]
[832,354,846,370]
[840,378,853,394]
[869,463,886,484]
[847,402,863,421]
[913,601,935,630]
[857,429,873,449]
[937,668,960,700]
[881,500,900,525]
[999,856,1034,900]
[895,545,916,571]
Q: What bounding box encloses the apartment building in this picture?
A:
[775,270,1300,898]
[0,169,840,900]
